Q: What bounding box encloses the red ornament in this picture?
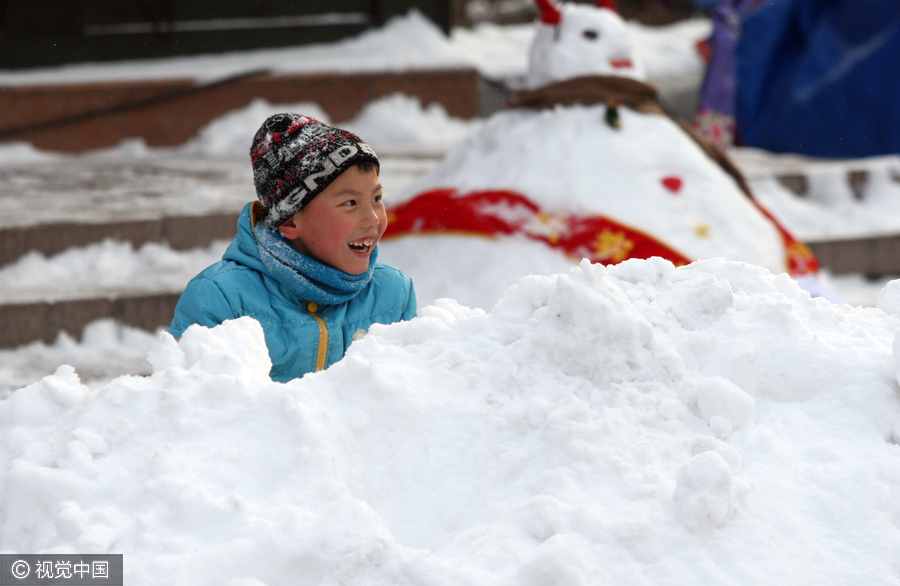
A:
[534,0,562,24]
[661,176,683,193]
[597,0,619,13]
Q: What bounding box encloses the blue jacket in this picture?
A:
[168,202,416,381]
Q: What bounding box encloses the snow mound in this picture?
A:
[0,320,157,399]
[342,93,482,155]
[0,239,229,303]
[181,100,331,157]
[182,93,479,158]
[3,258,900,584]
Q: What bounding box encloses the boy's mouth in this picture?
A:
[348,237,376,254]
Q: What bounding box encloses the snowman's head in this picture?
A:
[526,0,644,89]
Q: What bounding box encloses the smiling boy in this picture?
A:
[167,113,416,381]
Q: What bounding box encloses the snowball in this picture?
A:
[55,501,88,540]
[877,279,900,316]
[672,451,738,530]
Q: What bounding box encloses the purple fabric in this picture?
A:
[696,0,761,117]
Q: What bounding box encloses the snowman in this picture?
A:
[379,0,821,309]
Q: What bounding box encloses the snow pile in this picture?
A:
[181,100,332,157]
[0,239,229,304]
[0,321,156,400]
[819,271,899,308]
[342,93,483,155]
[734,149,900,241]
[450,22,535,82]
[0,142,62,166]
[0,11,470,86]
[0,10,707,90]
[182,94,481,158]
[3,258,900,584]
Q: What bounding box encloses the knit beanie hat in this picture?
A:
[250,113,379,227]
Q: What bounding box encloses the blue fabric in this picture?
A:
[736,0,900,157]
[168,202,416,382]
[254,219,377,305]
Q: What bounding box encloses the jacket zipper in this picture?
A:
[307,301,328,372]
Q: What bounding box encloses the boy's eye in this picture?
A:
[341,199,357,207]
[373,194,383,203]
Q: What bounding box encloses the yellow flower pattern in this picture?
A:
[593,229,635,263]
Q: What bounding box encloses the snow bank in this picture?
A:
[0,320,157,400]
[0,10,706,90]
[0,239,229,304]
[739,152,900,241]
[0,142,62,166]
[0,10,470,86]
[181,94,481,158]
[180,100,332,157]
[341,94,482,156]
[4,258,900,584]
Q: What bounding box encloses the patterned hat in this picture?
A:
[249,113,379,227]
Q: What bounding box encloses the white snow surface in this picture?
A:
[0,11,470,86]
[732,148,900,241]
[0,239,229,304]
[4,258,900,584]
[0,321,158,400]
[180,94,483,158]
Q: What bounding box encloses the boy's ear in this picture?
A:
[277,216,302,240]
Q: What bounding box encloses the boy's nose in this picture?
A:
[360,203,379,228]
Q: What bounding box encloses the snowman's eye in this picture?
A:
[583,29,599,40]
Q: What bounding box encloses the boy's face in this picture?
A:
[277,165,386,275]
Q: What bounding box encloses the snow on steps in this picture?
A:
[732,148,900,276]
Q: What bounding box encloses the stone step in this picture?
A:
[806,236,900,278]
[0,292,180,348]
[0,213,239,268]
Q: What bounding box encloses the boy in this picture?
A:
[167,113,416,381]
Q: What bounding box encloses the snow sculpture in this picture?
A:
[527,0,643,89]
[382,0,821,307]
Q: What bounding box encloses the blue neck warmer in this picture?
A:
[254,220,377,306]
